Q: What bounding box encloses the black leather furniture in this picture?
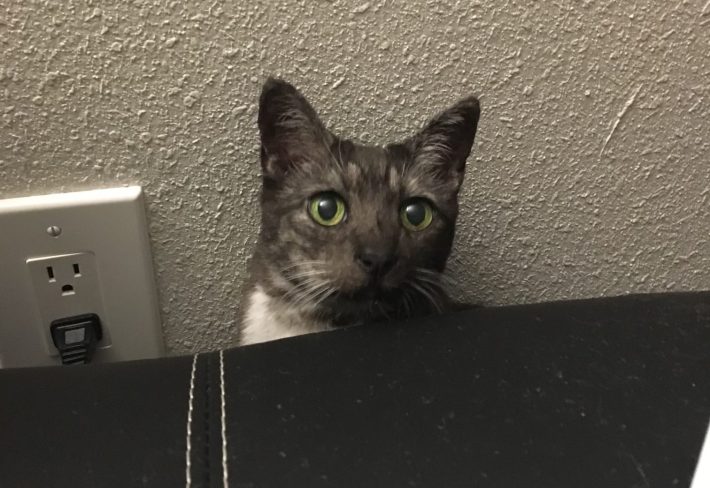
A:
[1,292,709,487]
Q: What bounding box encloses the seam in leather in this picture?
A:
[185,353,199,488]
[219,350,229,487]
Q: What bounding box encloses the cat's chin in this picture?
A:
[316,286,400,320]
[337,283,398,302]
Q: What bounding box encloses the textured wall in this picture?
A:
[2,0,709,353]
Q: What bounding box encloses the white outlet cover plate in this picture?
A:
[0,187,165,368]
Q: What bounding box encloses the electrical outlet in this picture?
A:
[0,187,164,368]
[26,252,112,355]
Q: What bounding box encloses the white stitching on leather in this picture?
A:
[185,353,199,488]
[220,350,229,487]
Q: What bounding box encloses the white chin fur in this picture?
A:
[240,285,331,345]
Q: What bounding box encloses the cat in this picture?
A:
[238,78,480,345]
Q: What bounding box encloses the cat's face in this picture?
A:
[255,79,479,320]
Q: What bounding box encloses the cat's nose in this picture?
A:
[356,250,396,277]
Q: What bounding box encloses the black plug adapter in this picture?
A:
[50,314,103,365]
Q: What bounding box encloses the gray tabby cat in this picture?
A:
[239,78,480,345]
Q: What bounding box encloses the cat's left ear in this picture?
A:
[409,96,480,187]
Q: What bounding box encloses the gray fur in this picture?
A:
[239,78,480,345]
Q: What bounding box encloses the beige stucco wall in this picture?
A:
[2,0,709,353]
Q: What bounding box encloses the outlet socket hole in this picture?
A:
[61,284,75,296]
[73,263,81,277]
[47,266,56,282]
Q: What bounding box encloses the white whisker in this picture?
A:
[283,269,329,281]
[410,280,444,314]
[279,260,328,273]
[311,285,336,309]
[291,281,332,309]
[415,267,462,297]
[282,278,323,302]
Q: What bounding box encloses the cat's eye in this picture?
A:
[308,192,346,227]
[400,199,434,231]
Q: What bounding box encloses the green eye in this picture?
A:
[308,192,346,226]
[400,199,434,231]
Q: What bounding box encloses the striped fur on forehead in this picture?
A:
[298,142,401,197]
[402,163,460,203]
[277,152,344,197]
[382,143,460,215]
[275,141,465,225]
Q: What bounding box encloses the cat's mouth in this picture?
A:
[338,278,397,298]
[324,285,398,311]
[313,293,393,328]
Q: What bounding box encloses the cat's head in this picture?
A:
[255,78,479,321]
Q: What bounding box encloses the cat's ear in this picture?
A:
[258,78,335,179]
[409,96,480,187]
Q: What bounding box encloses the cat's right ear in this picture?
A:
[408,96,480,189]
[258,78,335,180]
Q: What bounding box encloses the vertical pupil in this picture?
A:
[406,203,425,225]
[318,198,338,220]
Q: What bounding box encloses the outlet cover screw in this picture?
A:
[47,225,62,237]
